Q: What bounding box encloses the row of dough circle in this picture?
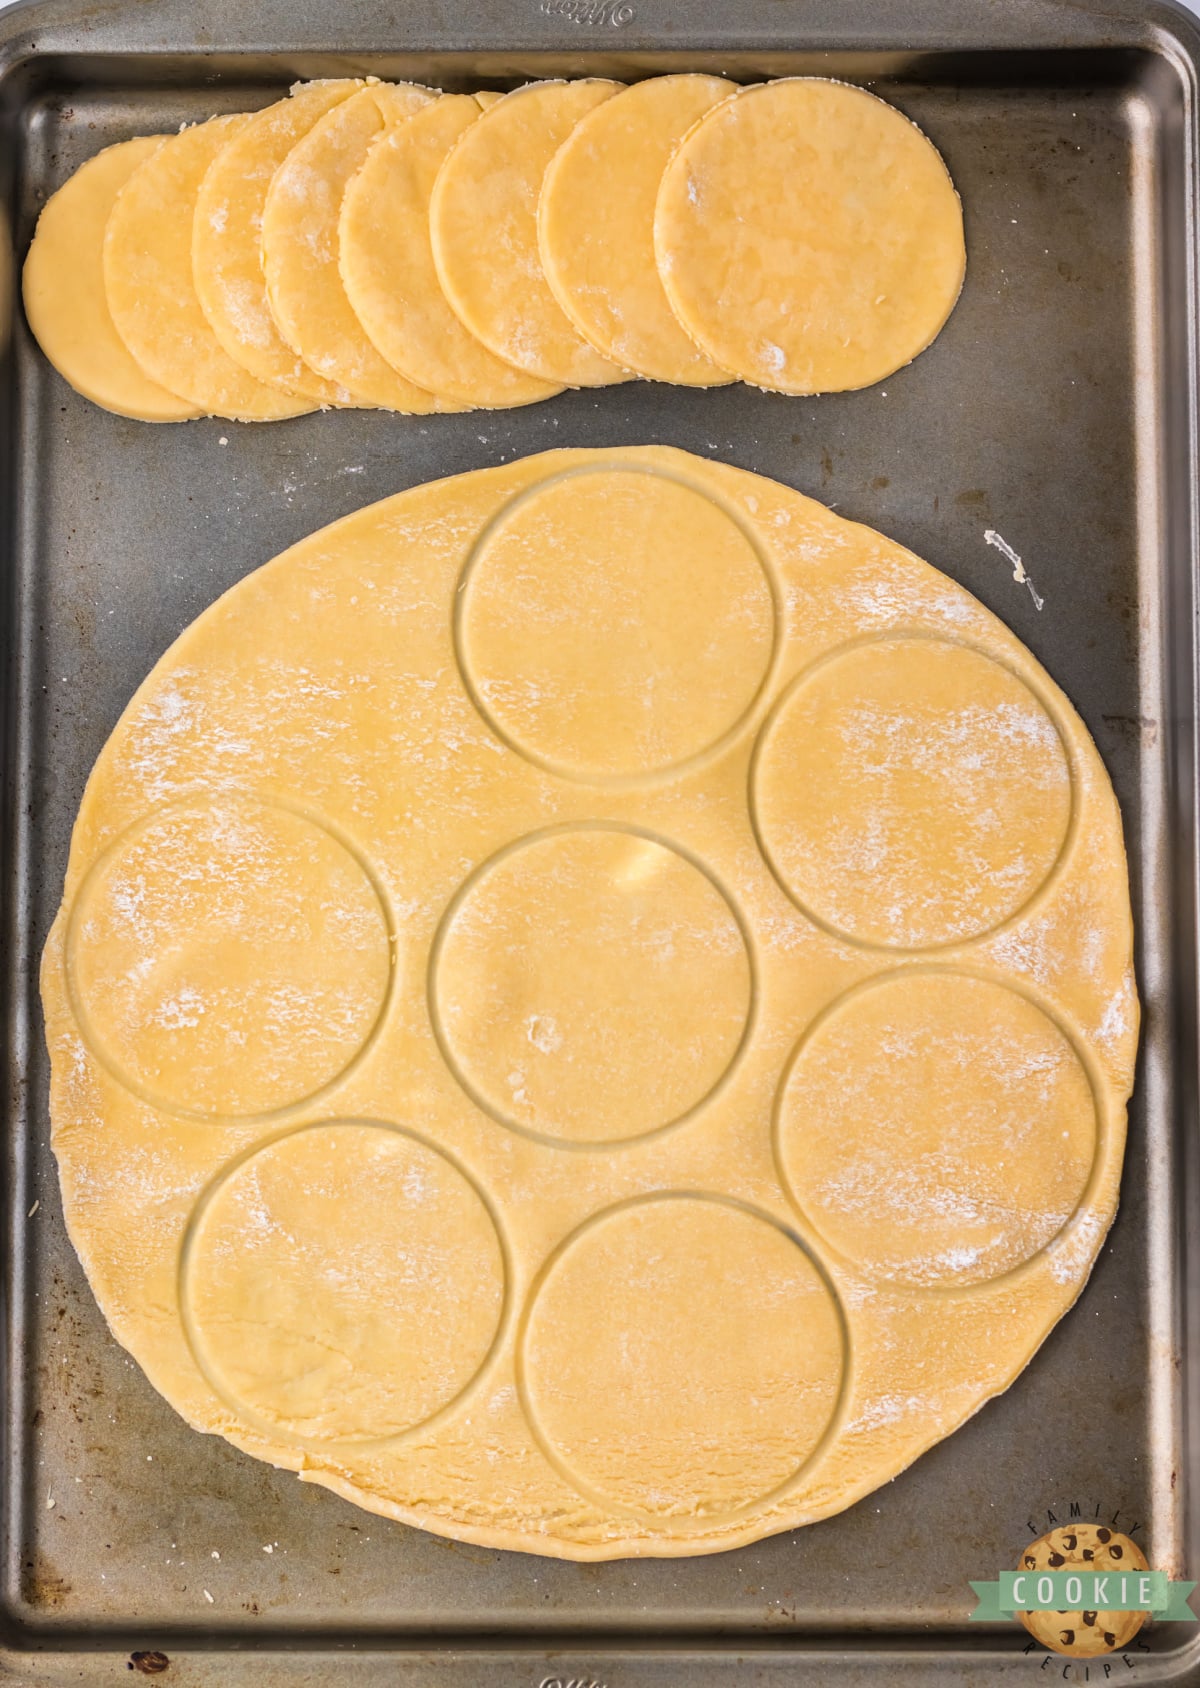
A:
[67,794,1096,1278]
[23,75,966,420]
[43,446,1135,1557]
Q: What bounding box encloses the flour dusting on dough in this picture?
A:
[42,446,1135,1561]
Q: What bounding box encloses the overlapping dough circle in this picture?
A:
[261,82,445,412]
[339,93,562,410]
[537,73,735,385]
[103,113,312,421]
[193,77,363,404]
[26,76,966,418]
[655,78,966,394]
[42,445,1137,1560]
[21,136,201,422]
[429,78,633,389]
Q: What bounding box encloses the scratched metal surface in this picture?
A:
[0,0,1197,1682]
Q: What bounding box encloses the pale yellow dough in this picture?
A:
[340,94,562,409]
[22,138,201,422]
[654,78,966,394]
[262,83,447,412]
[538,75,735,385]
[194,80,363,404]
[430,81,634,387]
[103,116,312,422]
[43,446,1137,1560]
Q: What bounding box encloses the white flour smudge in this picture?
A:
[985,528,1044,612]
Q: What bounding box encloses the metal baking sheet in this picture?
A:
[1,0,1197,1681]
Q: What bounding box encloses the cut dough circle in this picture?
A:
[430,825,753,1145]
[750,635,1073,949]
[774,969,1098,1288]
[519,1195,845,1520]
[539,74,736,385]
[262,83,448,412]
[21,138,201,422]
[339,93,562,409]
[42,446,1136,1560]
[654,78,966,394]
[456,463,776,781]
[194,79,363,404]
[430,81,635,387]
[65,793,393,1119]
[183,1119,507,1443]
[103,115,314,421]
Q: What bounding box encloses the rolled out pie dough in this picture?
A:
[538,74,736,385]
[193,79,363,405]
[43,445,1137,1559]
[261,84,446,412]
[339,94,562,409]
[654,78,966,394]
[429,81,634,388]
[103,116,313,422]
[22,138,201,422]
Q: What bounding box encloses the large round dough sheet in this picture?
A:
[42,445,1137,1559]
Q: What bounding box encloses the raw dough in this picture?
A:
[194,79,363,404]
[103,116,313,422]
[750,637,1072,947]
[455,464,775,779]
[654,78,966,394]
[339,94,562,409]
[430,81,634,387]
[538,75,735,385]
[261,83,446,412]
[43,446,1136,1560]
[27,78,966,416]
[21,138,201,422]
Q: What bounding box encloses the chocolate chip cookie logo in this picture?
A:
[970,1522,1196,1660]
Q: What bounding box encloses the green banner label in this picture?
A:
[969,1571,1197,1623]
